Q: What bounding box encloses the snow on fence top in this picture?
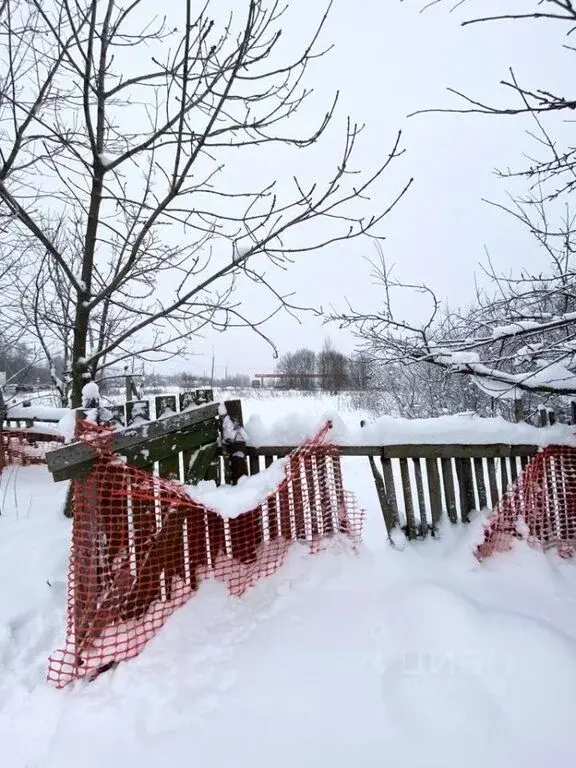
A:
[5,404,69,423]
[184,458,287,519]
[245,411,576,448]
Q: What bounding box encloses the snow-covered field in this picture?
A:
[2,393,576,768]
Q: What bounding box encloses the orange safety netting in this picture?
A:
[0,429,64,469]
[47,420,363,688]
[476,444,576,561]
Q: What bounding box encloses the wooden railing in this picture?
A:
[44,394,542,540]
[245,443,539,540]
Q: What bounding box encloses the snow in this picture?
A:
[185,458,287,519]
[446,349,480,364]
[81,380,100,408]
[5,404,68,423]
[245,409,576,448]
[492,320,544,339]
[57,410,77,443]
[221,413,249,444]
[2,392,576,767]
[98,152,116,167]
[433,349,576,394]
[472,375,522,401]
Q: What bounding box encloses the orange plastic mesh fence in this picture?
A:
[47,420,363,688]
[476,444,576,562]
[0,430,64,469]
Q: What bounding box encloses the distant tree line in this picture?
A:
[275,340,371,392]
[0,335,56,390]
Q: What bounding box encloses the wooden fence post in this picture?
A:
[221,400,248,485]
[360,421,398,540]
[539,407,548,427]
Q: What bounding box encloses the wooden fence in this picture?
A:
[245,443,539,540]
[44,396,543,543]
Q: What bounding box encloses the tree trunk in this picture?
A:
[71,303,90,408]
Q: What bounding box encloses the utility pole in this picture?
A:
[210,347,215,388]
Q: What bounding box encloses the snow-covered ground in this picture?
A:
[1,393,576,768]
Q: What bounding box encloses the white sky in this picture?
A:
[163,0,570,380]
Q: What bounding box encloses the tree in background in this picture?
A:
[348,351,372,391]
[0,0,411,406]
[333,2,576,419]
[318,338,349,393]
[416,0,576,202]
[276,348,317,390]
[335,209,576,421]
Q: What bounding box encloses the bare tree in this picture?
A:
[318,338,350,393]
[0,0,411,406]
[276,348,317,390]
[335,209,576,404]
[414,0,576,201]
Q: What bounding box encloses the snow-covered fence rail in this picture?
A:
[246,443,540,540]
[46,400,222,483]
[3,404,67,429]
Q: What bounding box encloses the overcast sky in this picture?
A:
[174,0,569,381]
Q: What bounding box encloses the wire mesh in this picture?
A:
[47,420,363,688]
[476,445,576,561]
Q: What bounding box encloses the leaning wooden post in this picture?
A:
[539,406,548,428]
[360,420,398,541]
[221,399,248,485]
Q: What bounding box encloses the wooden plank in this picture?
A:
[368,455,397,538]
[265,455,280,540]
[185,442,220,485]
[441,458,458,524]
[315,454,334,537]
[155,395,180,479]
[100,403,126,428]
[249,453,260,476]
[221,399,248,485]
[195,389,214,404]
[456,458,475,523]
[114,422,219,471]
[500,457,509,495]
[155,395,177,420]
[245,444,539,459]
[380,455,399,528]
[487,458,499,508]
[46,402,220,479]
[413,458,428,537]
[179,391,199,411]
[425,457,443,533]
[179,389,214,411]
[304,456,319,539]
[510,455,519,484]
[126,400,150,426]
[473,457,487,510]
[399,458,417,539]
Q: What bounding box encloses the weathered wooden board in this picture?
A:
[245,444,539,459]
[46,402,220,481]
